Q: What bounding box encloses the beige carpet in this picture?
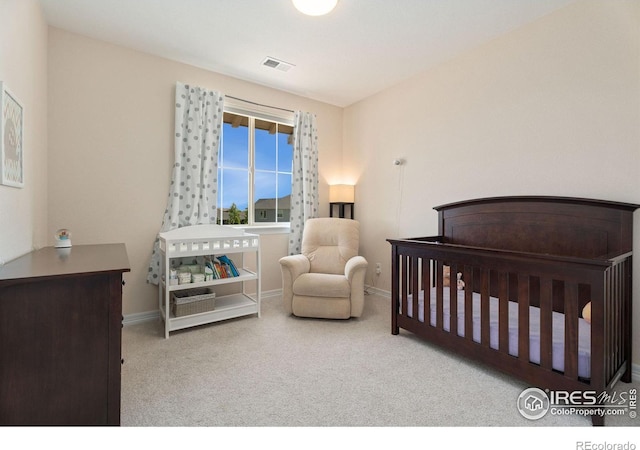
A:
[121,292,639,429]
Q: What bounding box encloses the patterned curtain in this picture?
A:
[288,111,319,255]
[147,82,224,284]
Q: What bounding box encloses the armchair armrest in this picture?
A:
[344,256,368,282]
[345,256,368,318]
[279,254,310,279]
[279,254,311,315]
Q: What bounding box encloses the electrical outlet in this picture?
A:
[375,262,381,274]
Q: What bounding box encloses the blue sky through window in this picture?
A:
[218,116,293,219]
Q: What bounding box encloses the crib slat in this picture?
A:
[518,275,530,363]
[450,264,458,336]
[498,272,509,354]
[615,264,623,373]
[401,255,408,319]
[591,271,606,387]
[411,256,419,323]
[608,264,622,378]
[481,269,490,345]
[436,261,444,330]
[539,277,553,370]
[564,282,579,379]
[622,258,632,383]
[604,268,611,378]
[391,244,399,334]
[464,266,473,342]
[423,258,431,327]
[607,266,615,377]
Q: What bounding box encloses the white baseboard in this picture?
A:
[123,310,159,326]
[261,288,282,299]
[364,285,390,298]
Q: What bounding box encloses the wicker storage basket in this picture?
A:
[171,288,216,317]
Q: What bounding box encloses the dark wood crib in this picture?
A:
[387,196,638,426]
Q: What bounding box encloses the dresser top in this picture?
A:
[0,244,130,284]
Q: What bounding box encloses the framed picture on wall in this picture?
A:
[0,81,24,188]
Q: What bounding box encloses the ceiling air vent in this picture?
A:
[262,57,294,72]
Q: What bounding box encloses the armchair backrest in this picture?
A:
[301,218,360,274]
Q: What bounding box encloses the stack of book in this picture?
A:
[204,255,240,279]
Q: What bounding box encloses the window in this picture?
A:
[217,108,294,225]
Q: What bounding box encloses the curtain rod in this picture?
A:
[225,95,295,114]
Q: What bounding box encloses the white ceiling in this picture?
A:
[38,0,578,107]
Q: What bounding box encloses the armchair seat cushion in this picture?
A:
[293,273,351,298]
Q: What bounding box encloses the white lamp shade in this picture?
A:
[330,184,354,203]
[292,0,338,16]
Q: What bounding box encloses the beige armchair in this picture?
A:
[279,218,368,319]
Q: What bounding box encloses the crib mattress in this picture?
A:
[405,288,591,379]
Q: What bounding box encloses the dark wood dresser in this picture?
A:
[0,244,130,425]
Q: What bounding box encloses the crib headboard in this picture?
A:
[434,196,638,259]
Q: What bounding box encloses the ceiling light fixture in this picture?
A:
[292,0,338,16]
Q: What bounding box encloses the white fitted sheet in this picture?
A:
[404,288,591,379]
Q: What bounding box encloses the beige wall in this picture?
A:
[0,0,48,263]
[47,27,343,317]
[344,1,640,363]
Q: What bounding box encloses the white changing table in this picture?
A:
[157,224,260,338]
